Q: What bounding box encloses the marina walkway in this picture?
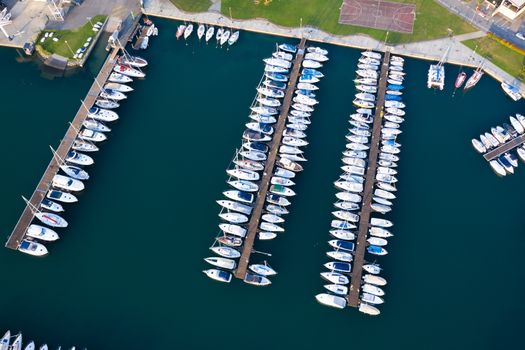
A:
[4,17,141,250]
[347,50,391,308]
[234,37,307,279]
[483,135,525,161]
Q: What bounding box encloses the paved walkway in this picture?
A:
[0,1,48,48]
[143,0,525,96]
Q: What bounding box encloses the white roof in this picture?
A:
[508,0,525,8]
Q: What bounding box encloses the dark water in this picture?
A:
[1,17,524,349]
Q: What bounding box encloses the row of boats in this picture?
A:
[0,330,79,350]
[176,22,240,47]
[471,113,525,176]
[17,54,148,257]
[315,51,406,316]
[203,43,329,285]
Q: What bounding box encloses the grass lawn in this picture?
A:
[36,15,107,59]
[220,0,476,44]
[170,0,212,12]
[463,36,525,80]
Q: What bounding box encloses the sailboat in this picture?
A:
[454,71,466,88]
[197,24,205,40]
[464,62,484,90]
[205,26,215,43]
[427,46,449,90]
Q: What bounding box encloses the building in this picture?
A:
[492,0,525,20]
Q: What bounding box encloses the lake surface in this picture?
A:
[0,17,524,349]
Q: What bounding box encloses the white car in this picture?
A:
[516,32,525,40]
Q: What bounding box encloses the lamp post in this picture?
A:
[86,16,94,27]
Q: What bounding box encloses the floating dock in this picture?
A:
[483,135,525,161]
[5,19,141,251]
[234,37,307,279]
[347,50,391,307]
[132,24,153,50]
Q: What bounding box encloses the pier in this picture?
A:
[5,19,141,250]
[234,37,307,279]
[483,135,525,161]
[347,50,391,307]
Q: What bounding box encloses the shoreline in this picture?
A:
[143,0,525,97]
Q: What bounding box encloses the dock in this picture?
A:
[483,135,525,161]
[347,50,391,307]
[234,37,307,279]
[5,18,141,250]
[132,24,153,50]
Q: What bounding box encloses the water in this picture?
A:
[1,17,524,349]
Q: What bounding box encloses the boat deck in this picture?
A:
[5,19,141,251]
[234,38,307,279]
[347,50,391,307]
[483,135,525,161]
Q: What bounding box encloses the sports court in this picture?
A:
[339,0,416,34]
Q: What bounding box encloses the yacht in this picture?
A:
[226,168,260,181]
[371,218,393,227]
[83,119,111,132]
[113,64,145,78]
[361,293,384,305]
[219,223,247,238]
[18,239,48,256]
[266,204,289,215]
[88,107,119,122]
[315,293,347,309]
[35,212,68,228]
[223,190,254,204]
[326,250,353,262]
[95,99,119,109]
[72,139,98,152]
[259,231,277,240]
[471,138,486,153]
[234,159,264,171]
[41,198,64,212]
[362,283,385,296]
[60,165,89,180]
[324,284,348,296]
[108,72,133,83]
[328,239,355,252]
[227,180,258,192]
[320,272,349,285]
[279,43,297,53]
[335,191,361,203]
[204,256,236,270]
[197,24,205,40]
[244,273,271,286]
[363,264,382,274]
[203,269,232,283]
[52,174,84,192]
[216,200,252,215]
[324,261,351,273]
[260,221,284,232]
[363,274,387,286]
[66,150,94,166]
[78,128,107,142]
[216,235,242,247]
[249,263,277,276]
[332,210,359,222]
[359,302,381,315]
[302,59,322,69]
[262,213,285,223]
[368,245,388,256]
[239,150,266,162]
[210,246,240,258]
[47,190,77,203]
[26,224,59,241]
[205,26,215,42]
[184,24,193,39]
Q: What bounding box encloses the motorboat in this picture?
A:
[292,103,314,113]
[219,223,247,238]
[362,283,385,296]
[334,181,363,193]
[216,235,243,247]
[52,174,84,192]
[277,157,303,172]
[368,245,388,256]
[273,51,293,61]
[113,64,145,78]
[47,190,77,203]
[240,150,267,162]
[517,147,525,163]
[108,72,133,83]
[333,201,360,211]
[78,128,107,142]
[226,168,260,181]
[358,63,379,70]
[234,159,264,171]
[386,107,405,116]
[320,272,349,285]
[26,224,59,242]
[354,77,377,85]
[356,92,375,102]
[100,89,126,101]
[259,231,277,240]
[307,46,328,55]
[367,237,388,246]
[271,176,295,186]
[302,59,322,69]
[343,150,367,158]
[328,239,355,252]
[283,128,307,139]
[342,157,366,167]
[326,250,353,262]
[223,190,254,204]
[363,274,387,286]
[244,273,271,286]
[305,52,328,62]
[346,134,369,144]
[297,82,318,91]
[290,109,312,118]
[282,136,308,147]
[216,200,252,215]
[265,64,288,74]
[197,24,205,40]
[497,156,513,174]
[351,114,373,124]
[203,269,232,283]
[361,293,384,305]
[176,24,186,39]
[356,85,377,93]
[332,210,359,222]
[249,263,277,276]
[324,284,348,296]
[363,264,382,274]
[266,204,289,215]
[184,24,194,40]
[228,180,259,192]
[385,94,402,101]
[299,74,319,83]
[210,246,240,259]
[371,218,393,227]
[41,198,64,212]
[95,99,119,109]
[215,27,223,42]
[484,132,500,147]
[251,105,278,115]
[361,51,382,59]
[60,165,89,180]
[205,256,236,270]
[510,116,524,134]
[66,150,94,166]
[293,94,318,106]
[257,87,285,98]
[72,139,98,152]
[302,68,324,78]
[479,134,491,149]
[324,261,351,273]
[381,145,400,154]
[374,196,392,206]
[35,212,68,228]
[346,143,369,152]
[372,203,391,214]
[262,213,285,223]
[274,167,296,179]
[243,130,271,142]
[260,221,284,232]
[377,166,397,175]
[369,227,393,238]
[205,26,214,42]
[315,293,347,309]
[349,128,371,137]
[246,122,274,134]
[384,114,404,123]
[18,240,48,257]
[359,302,381,315]
[249,114,276,124]
[88,107,119,122]
[280,153,307,162]
[376,173,397,183]
[280,144,304,154]
[266,194,291,206]
[504,152,518,167]
[384,100,405,108]
[379,153,400,162]
[83,119,111,133]
[264,57,291,69]
[264,79,287,90]
[471,138,486,153]
[335,191,361,203]
[501,82,522,101]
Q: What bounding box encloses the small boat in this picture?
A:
[362,283,385,296]
[226,168,260,181]
[335,192,362,203]
[35,211,68,228]
[176,24,186,39]
[324,261,352,273]
[324,284,348,296]
[305,52,328,62]
[369,226,393,238]
[95,99,119,109]
[240,150,266,162]
[219,223,247,238]
[41,198,64,212]
[244,273,271,286]
[204,256,236,270]
[271,176,295,186]
[249,263,277,276]
[328,239,355,252]
[210,246,240,259]
[262,213,285,223]
[249,114,276,124]
[303,59,322,69]
[60,165,89,180]
[326,250,353,262]
[274,167,296,179]
[363,274,387,286]
[359,302,381,315]
[205,26,215,42]
[257,87,285,98]
[66,150,94,166]
[264,79,287,90]
[52,174,84,192]
[280,144,304,154]
[320,272,349,285]
[26,224,59,241]
[267,194,291,207]
[72,139,98,152]
[216,200,252,215]
[277,157,303,172]
[368,245,388,256]
[307,46,328,55]
[216,235,243,247]
[363,264,382,274]
[108,72,133,83]
[47,190,77,203]
[197,24,205,40]
[83,119,111,133]
[332,210,359,222]
[266,204,289,215]
[0,331,10,350]
[88,107,119,122]
[203,269,232,283]
[297,82,318,91]
[282,136,308,147]
[18,240,48,256]
[223,190,254,204]
[367,237,388,246]
[273,51,293,61]
[263,57,292,69]
[100,89,126,101]
[260,221,284,232]
[259,231,277,240]
[361,293,384,305]
[227,180,258,192]
[455,71,467,88]
[501,82,522,101]
[510,116,525,134]
[371,218,393,227]
[104,82,133,93]
[315,293,347,309]
[113,64,145,78]
[279,43,297,53]
[234,159,264,171]
[333,201,360,211]
[471,138,486,153]
[251,105,278,115]
[184,24,194,40]
[292,103,314,113]
[242,130,271,142]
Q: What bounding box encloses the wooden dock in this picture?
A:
[132,24,153,50]
[234,38,307,279]
[483,134,525,161]
[5,18,142,250]
[347,50,391,307]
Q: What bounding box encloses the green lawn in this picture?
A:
[220,0,476,44]
[170,0,212,12]
[463,36,525,81]
[36,15,107,59]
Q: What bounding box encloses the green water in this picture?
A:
[1,17,524,349]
